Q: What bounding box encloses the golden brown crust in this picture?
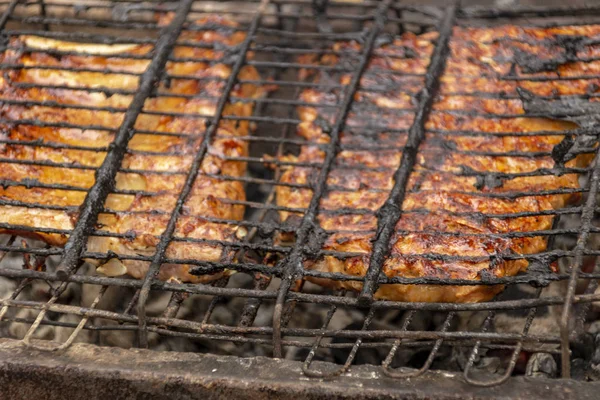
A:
[277,27,594,302]
[0,16,263,282]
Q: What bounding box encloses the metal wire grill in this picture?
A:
[0,0,599,388]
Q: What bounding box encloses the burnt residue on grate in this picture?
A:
[0,0,598,393]
[517,87,600,167]
[514,35,587,74]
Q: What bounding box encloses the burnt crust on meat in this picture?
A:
[277,26,597,303]
[0,15,264,282]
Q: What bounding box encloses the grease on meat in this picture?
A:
[0,16,263,282]
[277,26,596,302]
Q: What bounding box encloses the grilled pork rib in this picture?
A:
[0,16,263,282]
[277,26,597,302]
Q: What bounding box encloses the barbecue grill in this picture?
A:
[0,0,600,398]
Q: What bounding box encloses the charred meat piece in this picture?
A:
[0,16,264,282]
[277,26,598,302]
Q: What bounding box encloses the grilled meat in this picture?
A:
[0,16,263,282]
[277,26,598,302]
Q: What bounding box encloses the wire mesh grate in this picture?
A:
[0,0,598,388]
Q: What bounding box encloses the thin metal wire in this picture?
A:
[459,4,600,19]
[303,307,377,379]
[463,288,541,386]
[4,262,600,312]
[236,88,302,328]
[301,303,338,376]
[382,311,454,379]
[271,0,395,359]
[0,293,594,348]
[22,286,107,351]
[0,0,19,29]
[0,0,597,388]
[54,0,196,278]
[357,4,457,304]
[560,148,600,378]
[135,0,271,348]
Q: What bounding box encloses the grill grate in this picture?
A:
[0,0,598,390]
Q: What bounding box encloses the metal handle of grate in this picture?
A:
[0,0,598,388]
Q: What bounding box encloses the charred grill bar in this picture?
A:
[135,0,269,349]
[272,0,394,358]
[357,5,456,305]
[54,0,195,280]
[0,0,598,396]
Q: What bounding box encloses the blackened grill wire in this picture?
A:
[134,0,272,348]
[560,147,600,378]
[0,0,580,362]
[282,3,456,378]
[53,0,196,279]
[271,0,397,358]
[0,0,597,385]
[357,5,456,305]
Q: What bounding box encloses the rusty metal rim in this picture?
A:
[0,338,597,400]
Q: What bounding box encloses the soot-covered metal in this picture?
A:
[0,0,599,396]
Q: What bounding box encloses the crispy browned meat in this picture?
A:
[277,26,597,302]
[0,16,263,282]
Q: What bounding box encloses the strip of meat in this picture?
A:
[277,26,597,302]
[0,16,263,282]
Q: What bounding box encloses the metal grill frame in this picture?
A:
[0,0,598,392]
[0,338,598,400]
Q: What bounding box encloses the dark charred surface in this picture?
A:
[1,0,600,394]
[277,20,593,303]
[0,16,264,284]
[518,87,600,128]
[517,87,600,166]
[514,35,587,74]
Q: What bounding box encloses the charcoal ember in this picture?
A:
[587,333,600,381]
[8,308,54,341]
[453,346,503,376]
[572,358,590,381]
[588,321,600,338]
[525,353,557,378]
